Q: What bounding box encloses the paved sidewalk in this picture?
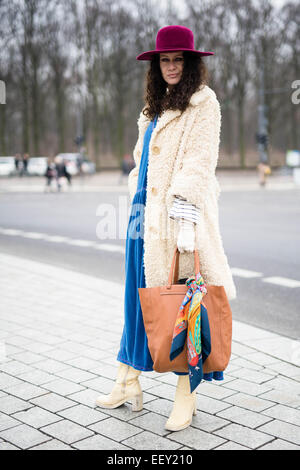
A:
[0,168,298,193]
[0,252,300,450]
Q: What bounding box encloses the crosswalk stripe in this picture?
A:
[262,277,300,288]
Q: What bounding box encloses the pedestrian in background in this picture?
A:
[96,25,236,432]
[44,158,57,192]
[14,153,22,176]
[21,153,29,176]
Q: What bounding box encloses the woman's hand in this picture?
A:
[177,218,195,253]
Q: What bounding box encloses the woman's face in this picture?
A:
[159,51,184,88]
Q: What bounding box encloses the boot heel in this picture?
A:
[131,392,143,412]
[193,403,197,416]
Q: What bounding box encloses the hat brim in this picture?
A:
[136,48,214,61]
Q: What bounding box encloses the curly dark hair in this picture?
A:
[143,51,209,120]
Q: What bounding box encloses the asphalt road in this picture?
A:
[0,188,299,340]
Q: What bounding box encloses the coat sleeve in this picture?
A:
[168,195,201,224]
[168,96,221,211]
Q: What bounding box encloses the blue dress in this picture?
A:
[117,114,224,382]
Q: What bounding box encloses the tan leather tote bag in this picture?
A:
[138,247,233,373]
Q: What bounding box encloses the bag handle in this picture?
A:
[166,247,200,289]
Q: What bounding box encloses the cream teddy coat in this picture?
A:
[128,84,237,300]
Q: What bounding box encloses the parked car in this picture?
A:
[0,156,15,176]
[55,153,95,175]
[27,157,48,176]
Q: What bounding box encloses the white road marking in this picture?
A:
[0,226,125,255]
[21,232,48,239]
[231,268,263,278]
[262,277,300,288]
[42,235,70,243]
[0,228,25,236]
[64,239,97,247]
[0,227,299,287]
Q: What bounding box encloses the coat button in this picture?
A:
[179,162,183,169]
[152,145,160,155]
[150,226,157,233]
[151,186,158,195]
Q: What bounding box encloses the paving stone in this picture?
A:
[195,382,237,400]
[68,388,103,408]
[0,423,52,449]
[217,405,273,428]
[214,423,274,449]
[0,372,24,389]
[10,351,45,365]
[258,390,300,408]
[190,412,230,433]
[72,434,130,450]
[0,361,35,376]
[122,431,182,450]
[6,382,49,400]
[266,362,300,377]
[65,357,103,371]
[0,395,34,414]
[224,392,274,412]
[230,357,264,371]
[223,378,273,397]
[58,404,108,426]
[262,376,300,392]
[257,420,300,445]
[54,367,97,384]
[33,359,70,373]
[43,348,80,362]
[89,416,142,441]
[144,383,176,401]
[40,419,94,444]
[215,441,249,450]
[229,368,275,384]
[95,403,148,421]
[153,373,178,386]
[22,342,56,354]
[231,342,257,356]
[80,376,115,393]
[30,392,77,412]
[144,398,173,417]
[167,426,226,450]
[31,439,73,450]
[258,439,300,450]
[262,404,300,426]
[196,394,232,414]
[0,441,20,450]
[129,412,170,436]
[43,378,85,395]
[89,363,118,379]
[243,352,281,367]
[18,369,56,386]
[13,406,63,428]
[0,412,21,431]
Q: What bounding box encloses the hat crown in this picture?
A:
[156,25,194,51]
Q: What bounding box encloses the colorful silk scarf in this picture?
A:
[169,272,211,393]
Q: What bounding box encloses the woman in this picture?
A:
[96,25,236,432]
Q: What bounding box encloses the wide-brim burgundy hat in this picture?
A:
[136,25,214,61]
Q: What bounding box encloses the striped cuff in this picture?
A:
[168,195,201,224]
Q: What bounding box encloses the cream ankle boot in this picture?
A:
[165,375,197,432]
[95,362,143,411]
